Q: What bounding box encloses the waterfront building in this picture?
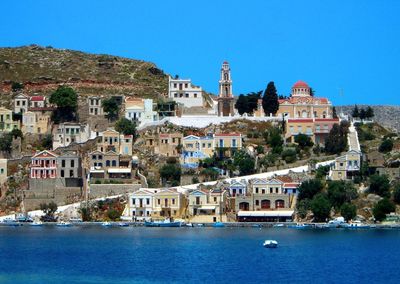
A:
[0,159,7,185]
[56,152,82,179]
[227,179,248,197]
[0,107,20,133]
[152,189,185,219]
[13,94,29,114]
[329,149,362,180]
[52,123,91,149]
[88,96,104,116]
[124,97,157,126]
[126,189,155,221]
[168,76,203,108]
[187,188,227,223]
[217,61,234,116]
[30,150,58,179]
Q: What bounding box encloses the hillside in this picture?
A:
[338,105,400,133]
[0,44,168,104]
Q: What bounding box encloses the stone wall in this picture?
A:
[89,183,141,199]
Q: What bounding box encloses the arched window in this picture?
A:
[302,110,307,118]
[112,160,117,167]
[275,200,285,208]
[261,200,271,209]
[106,160,110,167]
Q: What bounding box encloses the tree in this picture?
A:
[352,105,359,118]
[262,81,279,116]
[369,174,390,197]
[233,150,255,175]
[298,179,324,201]
[325,123,348,155]
[11,82,24,92]
[40,201,58,222]
[49,86,78,122]
[296,199,310,219]
[265,127,283,154]
[359,108,366,120]
[107,209,121,221]
[327,181,358,209]
[393,183,400,204]
[310,193,331,222]
[10,128,23,139]
[115,118,137,138]
[41,134,53,149]
[235,94,248,115]
[315,165,330,179]
[340,203,357,222]
[294,134,314,149]
[160,163,181,185]
[79,205,92,222]
[201,167,219,181]
[379,138,393,153]
[373,198,395,222]
[365,106,374,119]
[332,106,338,119]
[0,133,13,153]
[281,149,297,163]
[102,97,119,121]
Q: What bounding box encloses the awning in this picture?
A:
[198,205,217,210]
[90,169,104,173]
[108,168,132,173]
[237,210,294,217]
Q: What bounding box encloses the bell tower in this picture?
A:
[217,61,234,116]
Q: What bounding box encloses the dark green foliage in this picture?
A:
[262,81,279,116]
[294,134,314,149]
[315,165,330,179]
[369,174,390,197]
[296,199,310,219]
[281,149,297,163]
[256,145,264,154]
[359,108,366,120]
[102,97,119,121]
[0,133,13,153]
[340,203,357,221]
[235,94,248,115]
[49,86,78,122]
[115,118,137,139]
[327,181,358,209]
[265,127,283,154]
[160,163,181,185]
[107,209,121,221]
[310,193,331,222]
[201,167,219,181]
[373,198,396,222]
[235,91,262,115]
[365,106,374,119]
[356,125,375,141]
[233,150,255,175]
[332,106,338,119]
[11,81,24,92]
[379,138,393,153]
[324,122,348,155]
[41,134,53,149]
[298,179,324,201]
[192,176,200,184]
[10,128,23,139]
[393,183,400,204]
[40,201,58,222]
[80,206,92,221]
[352,105,359,118]
[12,112,22,122]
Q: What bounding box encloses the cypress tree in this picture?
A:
[262,81,279,116]
[352,105,359,118]
[234,94,248,115]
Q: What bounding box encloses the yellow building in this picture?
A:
[188,188,227,223]
[214,133,242,158]
[97,129,133,156]
[144,132,183,157]
[329,150,362,180]
[152,189,185,219]
[22,111,51,134]
[0,107,19,133]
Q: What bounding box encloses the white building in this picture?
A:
[126,189,155,221]
[14,94,29,114]
[168,76,203,108]
[88,96,104,116]
[52,123,91,149]
[124,97,157,126]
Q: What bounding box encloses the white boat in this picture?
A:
[56,221,72,227]
[348,221,370,229]
[101,221,112,227]
[118,222,129,227]
[328,217,346,228]
[263,240,278,248]
[273,224,284,228]
[30,221,43,226]
[185,223,194,227]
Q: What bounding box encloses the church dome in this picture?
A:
[293,80,309,88]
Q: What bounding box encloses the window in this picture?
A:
[232,139,237,147]
[70,170,74,177]
[62,160,66,167]
[202,143,205,148]
[157,199,160,205]
[173,83,177,88]
[255,187,259,194]
[0,169,3,174]
[262,189,265,194]
[132,198,135,205]
[71,160,75,167]
[185,93,189,98]
[112,160,117,167]
[214,197,217,202]
[185,83,188,88]
[255,200,259,206]
[194,93,197,98]
[60,170,64,177]
[146,198,150,205]
[172,199,175,205]
[16,101,20,106]
[106,160,110,167]
[276,188,279,193]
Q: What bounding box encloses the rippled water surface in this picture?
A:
[0,226,399,283]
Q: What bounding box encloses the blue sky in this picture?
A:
[1,0,399,105]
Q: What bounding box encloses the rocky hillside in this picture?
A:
[338,105,400,133]
[0,44,168,105]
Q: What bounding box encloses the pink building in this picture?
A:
[30,150,58,179]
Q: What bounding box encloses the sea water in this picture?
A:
[0,226,399,283]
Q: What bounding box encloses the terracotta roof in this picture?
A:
[287,119,313,123]
[214,133,241,137]
[283,182,300,188]
[293,80,309,88]
[30,96,45,101]
[275,175,293,183]
[279,96,329,104]
[314,118,340,122]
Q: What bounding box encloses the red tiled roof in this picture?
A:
[275,175,293,183]
[30,96,45,101]
[314,118,340,122]
[279,96,329,105]
[159,134,169,138]
[293,81,309,88]
[214,133,241,137]
[287,119,313,123]
[283,182,300,188]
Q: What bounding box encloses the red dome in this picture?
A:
[223,61,229,64]
[293,80,309,88]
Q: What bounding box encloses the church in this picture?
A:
[217,61,235,116]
